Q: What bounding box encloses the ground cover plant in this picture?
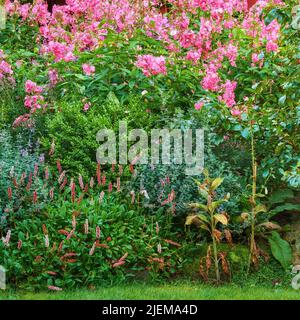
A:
[0,0,299,297]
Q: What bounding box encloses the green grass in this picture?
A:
[1,282,299,300]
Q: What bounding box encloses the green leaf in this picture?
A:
[269,203,300,217]
[269,189,294,204]
[241,128,250,139]
[268,231,292,270]
[278,95,287,105]
[211,177,224,191]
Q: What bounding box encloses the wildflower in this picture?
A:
[194,101,204,110]
[7,187,12,200]
[33,190,38,204]
[164,239,181,247]
[49,140,55,156]
[42,224,48,235]
[220,80,237,108]
[45,167,49,180]
[44,234,49,248]
[231,108,242,116]
[130,190,135,204]
[56,160,62,173]
[156,222,160,235]
[82,63,95,76]
[112,260,125,268]
[17,240,23,250]
[84,219,89,234]
[157,243,162,254]
[89,241,96,256]
[96,226,101,239]
[70,180,76,203]
[26,173,32,192]
[99,191,105,203]
[2,230,11,246]
[78,175,84,190]
[25,80,43,94]
[118,165,123,175]
[48,69,59,86]
[72,215,77,229]
[136,55,167,77]
[58,241,64,252]
[108,182,113,193]
[34,163,39,178]
[66,228,75,240]
[49,187,54,200]
[90,177,94,188]
[58,170,66,184]
[116,177,121,192]
[60,253,77,261]
[12,114,32,128]
[59,178,68,191]
[83,102,91,112]
[58,230,69,236]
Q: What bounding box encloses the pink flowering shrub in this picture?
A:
[136,55,167,77]
[0,49,14,83]
[2,0,286,119]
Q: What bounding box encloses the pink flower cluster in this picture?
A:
[24,80,45,112]
[5,0,284,116]
[82,63,95,76]
[0,49,14,83]
[136,55,167,77]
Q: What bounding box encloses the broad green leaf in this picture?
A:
[269,203,300,218]
[268,231,292,270]
[269,189,294,204]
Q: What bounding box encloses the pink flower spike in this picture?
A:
[194,102,204,110]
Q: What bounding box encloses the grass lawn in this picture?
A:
[1,283,299,300]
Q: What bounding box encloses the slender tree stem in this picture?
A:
[248,123,257,273]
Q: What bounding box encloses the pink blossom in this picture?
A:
[231,108,242,116]
[25,80,43,94]
[82,63,95,76]
[48,69,59,86]
[201,70,221,92]
[194,101,204,110]
[83,102,91,112]
[96,226,101,239]
[136,55,167,77]
[2,229,11,246]
[220,80,237,108]
[44,234,49,248]
[17,240,23,250]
